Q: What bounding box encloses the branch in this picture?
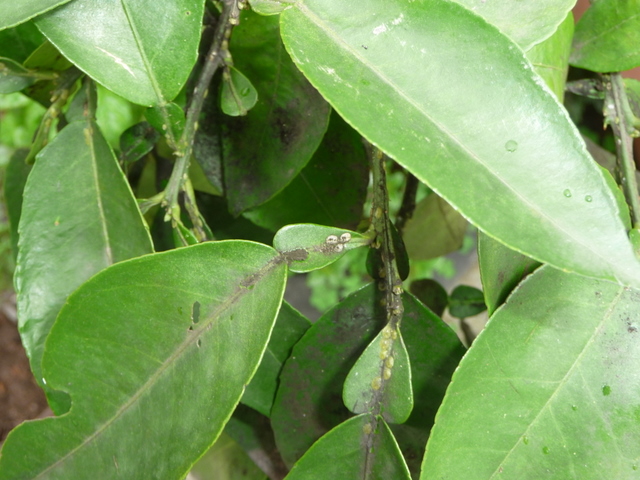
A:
[605,73,640,227]
[395,172,419,233]
[162,0,241,228]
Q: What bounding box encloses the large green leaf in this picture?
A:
[15,105,153,401]
[271,283,464,477]
[452,0,575,51]
[285,415,411,480]
[243,110,369,232]
[0,21,44,61]
[34,0,204,106]
[570,0,640,73]
[0,0,72,31]
[421,265,640,479]
[279,0,640,288]
[221,10,331,214]
[3,149,31,261]
[0,242,287,479]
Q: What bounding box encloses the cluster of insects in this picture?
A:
[325,232,352,253]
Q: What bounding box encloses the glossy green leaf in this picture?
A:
[118,122,161,166]
[15,119,153,403]
[144,101,185,145]
[402,193,467,261]
[343,326,413,424]
[421,265,640,479]
[280,0,640,288]
[452,0,575,51]
[448,285,487,319]
[23,40,71,70]
[241,301,310,416]
[477,232,541,316]
[3,149,31,260]
[285,414,411,480]
[243,111,369,232]
[0,0,72,30]
[408,279,448,317]
[0,241,287,479]
[34,0,204,106]
[0,21,44,62]
[220,66,259,117]
[271,283,464,476]
[571,0,640,73]
[525,13,573,101]
[0,57,38,93]
[222,10,331,214]
[273,224,368,273]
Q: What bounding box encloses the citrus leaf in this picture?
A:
[220,66,259,117]
[241,301,310,416]
[0,0,72,31]
[285,415,411,480]
[271,283,464,476]
[0,241,287,479]
[273,223,368,273]
[343,325,413,424]
[3,149,31,261]
[448,285,487,319]
[0,57,37,93]
[0,21,45,62]
[421,266,640,479]
[35,0,204,106]
[452,0,575,51]
[279,0,640,288]
[15,118,153,407]
[570,0,640,73]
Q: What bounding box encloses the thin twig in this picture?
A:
[395,172,419,233]
[163,0,240,224]
[606,73,640,227]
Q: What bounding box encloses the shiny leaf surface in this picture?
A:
[0,242,287,479]
[280,0,640,288]
[421,266,640,479]
[35,0,204,106]
[0,0,72,30]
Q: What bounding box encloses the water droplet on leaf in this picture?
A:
[585,195,593,202]
[542,446,550,455]
[505,140,518,152]
[522,436,529,445]
[563,189,572,198]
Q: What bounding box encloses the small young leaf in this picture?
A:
[343,325,413,424]
[409,279,448,317]
[118,122,161,166]
[220,66,258,117]
[273,223,368,273]
[285,414,411,480]
[571,0,640,72]
[448,285,487,319]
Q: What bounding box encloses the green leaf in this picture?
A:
[570,0,640,73]
[477,232,541,316]
[0,21,44,62]
[452,0,575,51]
[241,301,310,416]
[525,12,573,101]
[65,77,97,123]
[273,223,368,273]
[243,110,369,232]
[625,78,640,119]
[221,10,331,214]
[3,149,31,261]
[285,414,411,480]
[249,0,294,16]
[343,326,413,424]
[118,122,161,166]
[220,66,259,117]
[0,0,72,30]
[408,279,448,317]
[421,265,640,479]
[0,57,38,93]
[271,284,464,476]
[279,0,640,288]
[34,0,204,106]
[0,241,287,479]
[188,432,268,480]
[448,285,487,319]
[402,193,467,261]
[14,120,153,404]
[145,101,185,145]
